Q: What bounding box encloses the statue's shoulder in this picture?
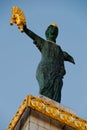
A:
[55,44,63,51]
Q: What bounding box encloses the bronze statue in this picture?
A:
[10,6,75,103]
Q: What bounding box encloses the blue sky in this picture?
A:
[0,0,87,129]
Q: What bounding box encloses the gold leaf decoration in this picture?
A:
[6,95,87,130]
[10,6,26,32]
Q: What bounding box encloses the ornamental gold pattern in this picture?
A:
[6,95,87,130]
[10,6,26,32]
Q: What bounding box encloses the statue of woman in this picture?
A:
[23,23,75,103]
[10,6,75,102]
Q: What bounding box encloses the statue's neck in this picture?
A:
[46,38,56,43]
[47,40,56,44]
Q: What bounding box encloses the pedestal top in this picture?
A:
[6,95,87,130]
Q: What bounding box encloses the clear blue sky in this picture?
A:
[0,0,87,129]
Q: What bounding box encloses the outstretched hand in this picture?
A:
[23,24,27,31]
[10,6,26,32]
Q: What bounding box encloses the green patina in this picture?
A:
[23,24,75,103]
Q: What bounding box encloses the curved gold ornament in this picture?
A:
[6,95,87,130]
[10,6,26,32]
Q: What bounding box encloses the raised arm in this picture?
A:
[10,6,45,51]
[23,25,45,51]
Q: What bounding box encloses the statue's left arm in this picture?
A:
[63,51,75,64]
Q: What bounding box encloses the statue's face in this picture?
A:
[45,25,58,42]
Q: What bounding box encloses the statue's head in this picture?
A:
[45,23,58,42]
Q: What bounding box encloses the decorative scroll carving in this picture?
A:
[6,95,87,130]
